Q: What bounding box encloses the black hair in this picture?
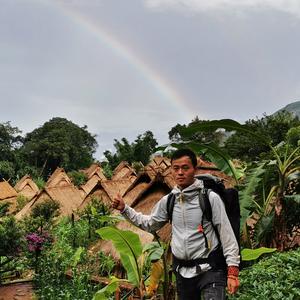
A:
[171,148,197,168]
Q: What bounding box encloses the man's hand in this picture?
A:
[112,193,125,211]
[227,275,239,294]
[227,265,239,294]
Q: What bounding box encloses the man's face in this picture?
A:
[171,156,196,189]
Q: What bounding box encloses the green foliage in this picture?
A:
[0,216,23,257]
[96,226,164,299]
[0,202,10,217]
[68,170,88,186]
[241,247,276,261]
[101,162,113,179]
[33,176,45,190]
[286,125,300,147]
[104,131,157,169]
[0,121,23,161]
[229,248,300,300]
[168,117,227,145]
[16,194,30,212]
[31,199,60,223]
[33,245,99,300]
[97,251,115,277]
[225,111,300,161]
[97,226,142,286]
[0,160,15,180]
[21,117,97,178]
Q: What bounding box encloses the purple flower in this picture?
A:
[26,232,51,252]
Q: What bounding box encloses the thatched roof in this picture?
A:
[101,179,133,201]
[122,173,152,207]
[46,167,72,188]
[80,163,107,181]
[78,181,112,211]
[0,180,18,213]
[79,174,103,198]
[111,161,137,182]
[14,175,39,200]
[16,184,83,219]
[0,180,17,200]
[144,157,171,180]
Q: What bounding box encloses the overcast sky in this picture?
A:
[1,0,300,159]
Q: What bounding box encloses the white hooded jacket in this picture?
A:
[121,179,240,277]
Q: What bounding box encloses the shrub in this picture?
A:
[229,248,300,300]
[16,194,30,212]
[68,171,88,186]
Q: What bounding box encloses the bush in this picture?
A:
[68,171,88,186]
[229,248,300,300]
[16,194,30,212]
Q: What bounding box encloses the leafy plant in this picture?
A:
[96,226,164,299]
[229,248,300,300]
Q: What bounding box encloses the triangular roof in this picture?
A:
[111,161,137,181]
[79,173,103,198]
[144,157,171,180]
[14,175,39,200]
[46,167,72,188]
[80,163,107,181]
[101,179,133,201]
[16,184,83,219]
[0,180,18,200]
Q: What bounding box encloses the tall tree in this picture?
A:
[21,117,97,178]
[104,131,158,169]
[0,122,23,180]
[168,117,226,145]
[224,111,300,161]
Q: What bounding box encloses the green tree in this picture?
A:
[0,121,23,161]
[21,117,97,178]
[169,117,226,145]
[224,111,300,161]
[104,131,157,169]
[0,216,24,281]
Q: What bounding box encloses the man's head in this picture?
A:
[171,148,197,189]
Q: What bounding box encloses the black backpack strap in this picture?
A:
[199,189,221,249]
[167,193,176,223]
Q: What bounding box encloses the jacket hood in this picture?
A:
[171,178,203,195]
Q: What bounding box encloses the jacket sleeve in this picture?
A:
[121,196,169,233]
[209,191,240,267]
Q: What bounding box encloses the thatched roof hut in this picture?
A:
[79,179,113,211]
[14,175,39,200]
[80,163,107,181]
[46,167,72,188]
[111,162,137,182]
[0,180,18,213]
[15,184,83,220]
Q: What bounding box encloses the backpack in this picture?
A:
[167,174,240,250]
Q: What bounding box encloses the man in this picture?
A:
[112,148,240,299]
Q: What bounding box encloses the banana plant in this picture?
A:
[95,226,164,299]
[163,118,300,249]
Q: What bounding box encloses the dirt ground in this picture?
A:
[0,281,34,300]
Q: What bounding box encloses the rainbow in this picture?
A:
[47,0,195,121]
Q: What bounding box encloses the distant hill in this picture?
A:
[275,101,300,118]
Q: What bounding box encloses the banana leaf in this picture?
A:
[241,247,276,261]
[178,119,270,144]
[93,276,123,300]
[96,226,142,286]
[239,161,267,228]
